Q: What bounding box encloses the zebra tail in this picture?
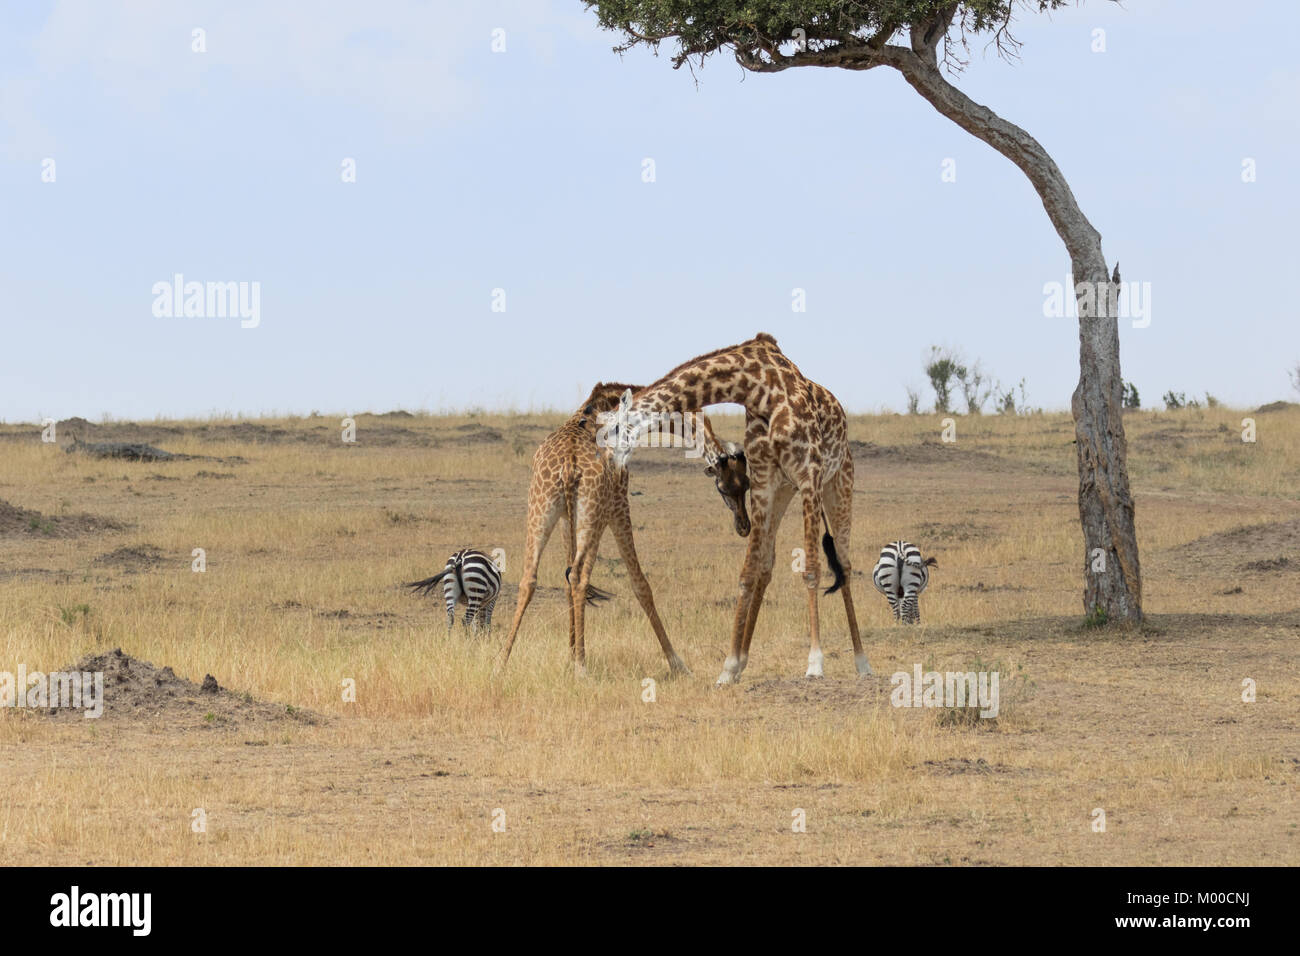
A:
[925,556,938,568]
[564,565,615,607]
[406,568,451,595]
[584,584,614,606]
[821,525,846,596]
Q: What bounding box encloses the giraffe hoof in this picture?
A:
[805,649,825,678]
[854,654,873,676]
[714,672,736,687]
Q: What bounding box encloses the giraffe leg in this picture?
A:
[825,459,870,675]
[568,511,603,679]
[717,479,789,685]
[497,498,562,670]
[608,504,690,676]
[800,489,825,678]
[735,482,794,680]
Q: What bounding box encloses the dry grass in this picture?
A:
[0,405,1297,865]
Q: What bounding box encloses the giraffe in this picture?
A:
[497,382,751,677]
[608,333,869,685]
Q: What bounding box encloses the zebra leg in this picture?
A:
[901,592,918,624]
[480,594,498,634]
[443,576,459,633]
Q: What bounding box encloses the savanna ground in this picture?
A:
[0,404,1296,865]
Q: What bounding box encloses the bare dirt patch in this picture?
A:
[923,757,1016,775]
[848,439,1048,473]
[742,675,894,709]
[0,499,125,538]
[92,544,166,571]
[34,648,319,729]
[1169,517,1300,577]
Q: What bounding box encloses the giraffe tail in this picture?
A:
[406,569,451,596]
[820,511,846,596]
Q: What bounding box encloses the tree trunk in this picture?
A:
[883,47,1142,623]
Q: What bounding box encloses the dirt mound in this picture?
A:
[65,439,187,461]
[1254,401,1296,413]
[0,499,124,538]
[913,520,991,543]
[55,416,94,434]
[444,424,504,445]
[1168,518,1300,577]
[1243,557,1293,572]
[92,544,166,571]
[33,648,318,728]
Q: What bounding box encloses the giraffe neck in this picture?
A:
[693,412,730,467]
[630,349,776,421]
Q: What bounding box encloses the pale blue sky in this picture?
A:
[2,0,1297,421]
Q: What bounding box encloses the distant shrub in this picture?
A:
[1162,391,1200,411]
[904,386,921,415]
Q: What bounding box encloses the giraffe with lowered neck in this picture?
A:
[609,334,869,685]
[498,382,750,677]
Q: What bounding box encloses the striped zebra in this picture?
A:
[407,548,502,634]
[872,541,938,624]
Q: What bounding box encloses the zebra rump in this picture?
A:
[408,548,503,633]
[872,541,937,624]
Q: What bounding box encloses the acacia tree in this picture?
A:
[587,0,1141,623]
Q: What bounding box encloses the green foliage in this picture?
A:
[58,603,91,626]
[955,361,994,414]
[1162,391,1201,411]
[925,346,961,414]
[1083,604,1108,628]
[585,1,1069,71]
[1122,381,1140,409]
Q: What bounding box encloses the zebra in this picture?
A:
[407,548,503,634]
[872,541,938,624]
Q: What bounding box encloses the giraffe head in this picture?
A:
[579,382,639,418]
[706,441,751,536]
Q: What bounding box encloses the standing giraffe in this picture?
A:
[609,334,869,685]
[498,382,750,677]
